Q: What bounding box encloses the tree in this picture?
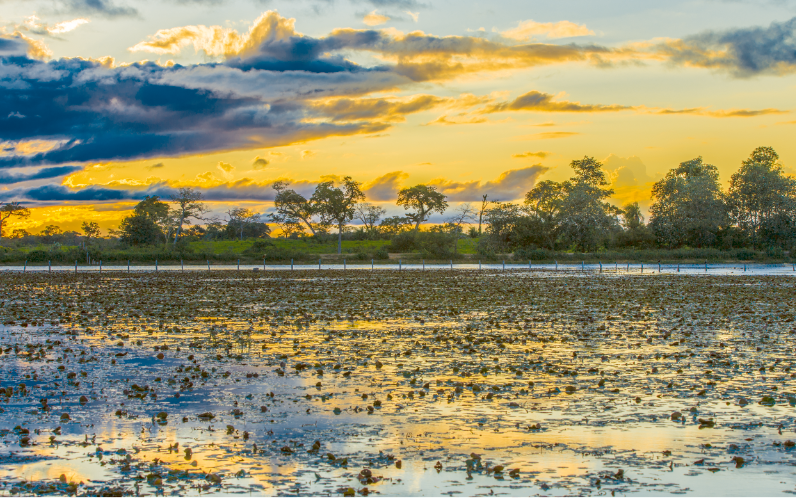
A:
[355,203,386,238]
[170,187,206,246]
[524,180,565,249]
[622,202,644,230]
[396,184,448,232]
[649,157,728,248]
[0,202,31,238]
[477,194,496,235]
[119,196,171,246]
[727,147,796,248]
[227,208,263,241]
[447,204,476,254]
[481,202,527,252]
[312,176,366,254]
[557,156,617,251]
[10,228,29,239]
[81,221,101,242]
[272,181,322,236]
[379,216,412,237]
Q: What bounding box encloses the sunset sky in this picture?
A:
[1,0,796,234]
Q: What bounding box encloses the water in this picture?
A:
[1,271,795,496]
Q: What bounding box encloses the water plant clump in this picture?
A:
[0,270,795,496]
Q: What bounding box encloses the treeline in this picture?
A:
[1,146,795,262]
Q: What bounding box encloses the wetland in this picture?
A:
[1,270,795,496]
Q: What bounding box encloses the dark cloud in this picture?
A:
[0,36,30,56]
[147,162,165,169]
[485,90,631,113]
[512,151,550,159]
[60,0,138,17]
[428,165,549,201]
[0,165,83,184]
[363,171,408,200]
[656,16,796,77]
[252,156,270,169]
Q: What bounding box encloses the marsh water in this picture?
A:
[1,270,795,496]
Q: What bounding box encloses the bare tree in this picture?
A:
[478,194,497,235]
[447,203,476,254]
[0,202,31,238]
[227,208,261,240]
[355,203,386,237]
[170,187,206,246]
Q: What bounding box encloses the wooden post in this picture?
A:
[581,261,585,271]
[207,259,210,271]
[599,261,602,273]
[422,259,425,270]
[640,262,643,273]
[450,260,453,270]
[529,261,531,271]
[677,263,680,273]
[74,260,77,274]
[319,259,322,270]
[371,259,374,270]
[705,260,708,272]
[291,259,294,271]
[237,259,240,271]
[48,260,51,273]
[479,260,481,270]
[658,261,661,272]
[128,260,130,273]
[155,259,158,272]
[399,259,401,271]
[555,260,558,271]
[503,260,505,271]
[344,259,346,270]
[99,260,102,273]
[23,260,27,273]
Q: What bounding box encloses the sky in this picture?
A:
[2,0,796,234]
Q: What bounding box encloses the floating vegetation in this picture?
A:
[0,270,795,495]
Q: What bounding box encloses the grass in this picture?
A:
[189,238,392,255]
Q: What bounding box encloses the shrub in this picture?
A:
[374,247,389,260]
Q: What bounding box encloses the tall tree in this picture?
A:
[0,202,31,238]
[447,204,476,254]
[170,187,206,246]
[119,196,171,246]
[355,203,386,237]
[649,157,728,248]
[312,176,365,254]
[396,185,448,232]
[272,181,323,236]
[727,147,796,248]
[524,180,565,249]
[81,221,101,243]
[477,194,496,235]
[227,208,262,241]
[557,156,617,251]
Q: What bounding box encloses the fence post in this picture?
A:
[641,262,643,273]
[344,259,346,270]
[399,259,401,271]
[207,259,210,271]
[705,260,708,272]
[615,261,618,271]
[450,260,453,270]
[529,261,531,271]
[155,259,158,272]
[75,260,77,274]
[677,263,680,273]
[744,264,747,272]
[23,260,26,273]
[99,260,102,273]
[555,260,558,271]
[503,260,505,271]
[627,262,630,271]
[581,261,585,271]
[599,261,602,273]
[423,259,425,271]
[181,259,184,272]
[371,259,374,270]
[479,260,481,270]
[128,260,130,273]
[237,259,240,271]
[264,257,266,271]
[49,260,51,273]
[291,259,294,271]
[319,259,322,270]
[658,261,661,272]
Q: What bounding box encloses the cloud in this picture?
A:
[512,151,550,159]
[603,154,652,186]
[653,16,796,77]
[363,170,408,201]
[517,131,580,140]
[405,11,419,22]
[428,165,549,201]
[363,10,390,27]
[500,19,594,41]
[485,90,631,113]
[0,165,83,184]
[650,107,787,117]
[58,0,138,18]
[147,162,165,170]
[217,161,234,172]
[300,150,316,160]
[310,94,459,122]
[0,33,52,58]
[20,15,90,36]
[252,156,270,169]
